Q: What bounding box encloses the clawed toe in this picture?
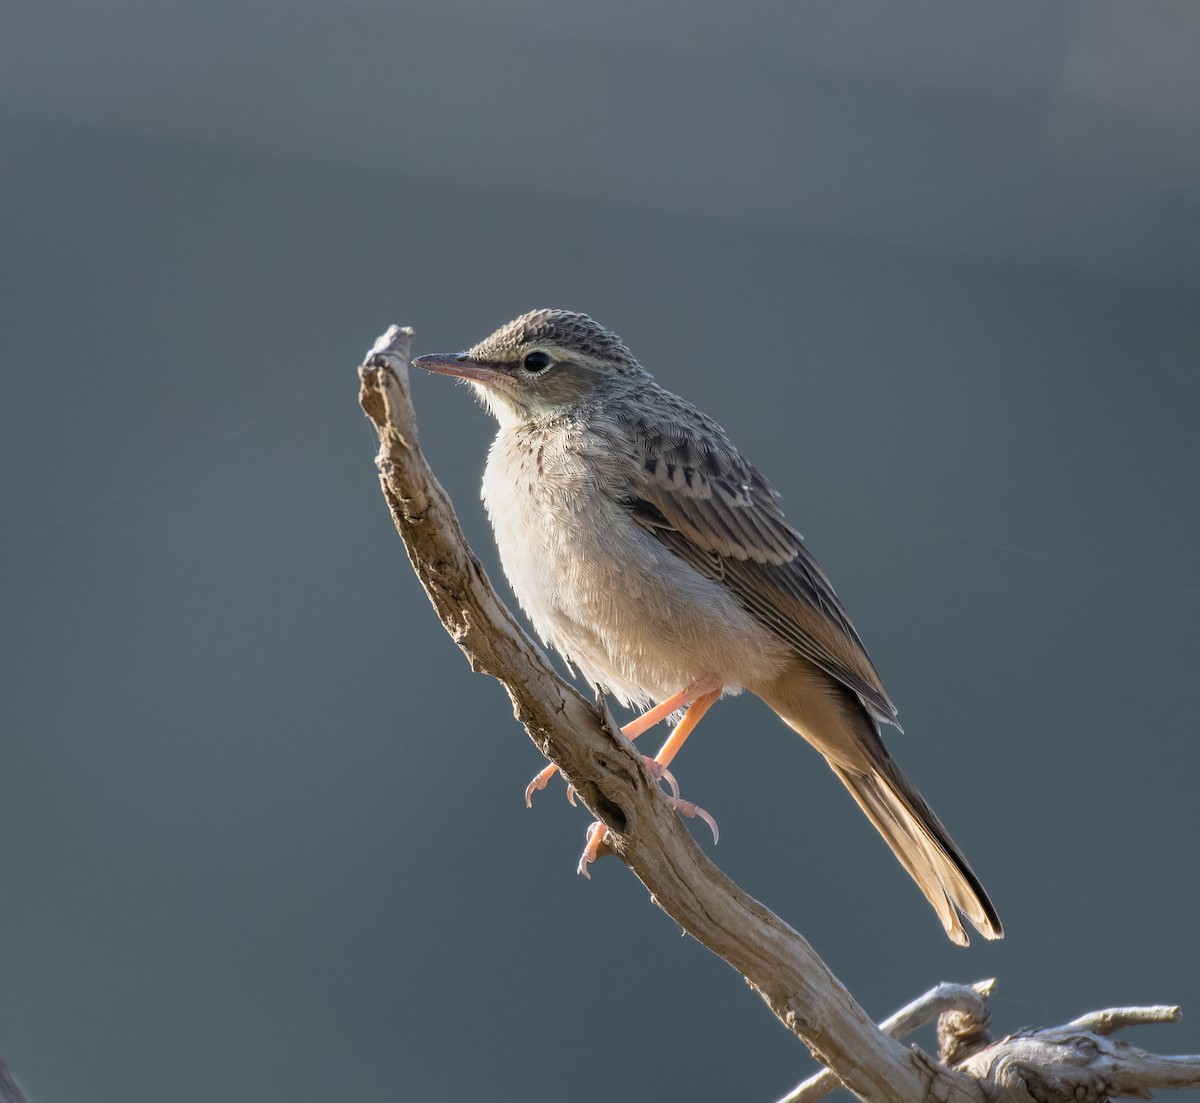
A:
[576,789,719,878]
[524,762,560,807]
[665,796,720,844]
[530,683,721,878]
[577,820,608,878]
[642,759,680,799]
[527,753,680,809]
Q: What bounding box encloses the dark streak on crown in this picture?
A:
[470,309,637,366]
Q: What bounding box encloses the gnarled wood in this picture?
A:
[779,979,995,1103]
[961,1006,1200,1101]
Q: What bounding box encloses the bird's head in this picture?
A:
[413,309,648,425]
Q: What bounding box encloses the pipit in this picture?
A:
[414,309,1002,945]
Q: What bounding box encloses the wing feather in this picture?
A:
[628,408,898,724]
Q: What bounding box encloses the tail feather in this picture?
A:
[757,658,1003,945]
[828,759,1003,945]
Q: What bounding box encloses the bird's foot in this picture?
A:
[641,759,682,799]
[566,757,679,806]
[524,756,679,808]
[577,820,609,878]
[576,791,719,879]
[663,796,720,844]
[527,680,719,807]
[524,762,560,807]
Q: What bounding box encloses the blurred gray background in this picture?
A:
[2,2,1199,1101]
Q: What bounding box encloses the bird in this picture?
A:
[413,309,1003,946]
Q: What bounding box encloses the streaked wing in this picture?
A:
[626,406,898,724]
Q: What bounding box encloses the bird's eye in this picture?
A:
[522,351,552,372]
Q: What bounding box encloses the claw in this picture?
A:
[529,754,678,810]
[524,762,560,807]
[643,759,680,800]
[666,796,720,844]
[577,820,608,878]
[539,682,724,875]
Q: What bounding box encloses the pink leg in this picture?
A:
[524,680,717,806]
[578,688,723,878]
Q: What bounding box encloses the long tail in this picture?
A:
[758,660,1003,946]
[827,753,1003,946]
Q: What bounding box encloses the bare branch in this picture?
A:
[960,1018,1200,1100]
[357,325,1200,1103]
[778,979,994,1103]
[938,978,998,1066]
[1069,1006,1183,1036]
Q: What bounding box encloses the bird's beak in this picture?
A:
[412,352,504,386]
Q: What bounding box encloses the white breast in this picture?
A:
[481,423,789,708]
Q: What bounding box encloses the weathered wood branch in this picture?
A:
[960,1005,1200,1101]
[358,324,1200,1103]
[780,979,996,1103]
